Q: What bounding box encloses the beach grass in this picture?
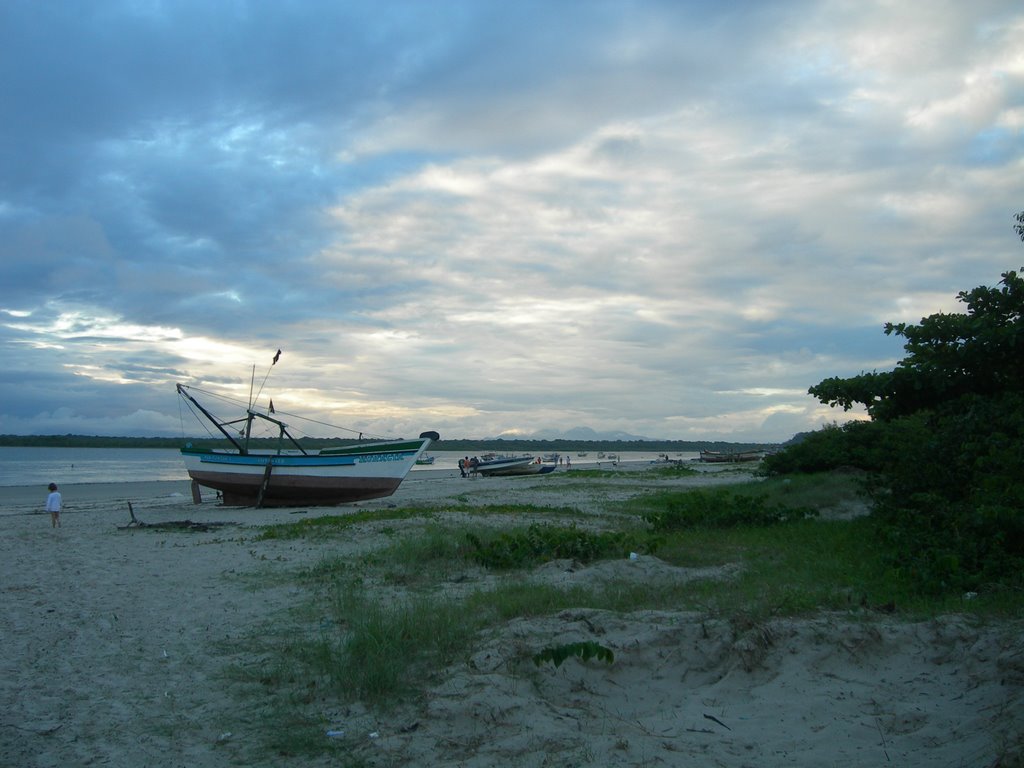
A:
[752,470,870,510]
[256,502,582,541]
[555,462,700,479]
[234,469,1022,759]
[319,583,479,702]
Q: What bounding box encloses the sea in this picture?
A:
[0,446,188,487]
[0,446,702,487]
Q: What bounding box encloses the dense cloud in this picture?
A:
[1,1,1022,440]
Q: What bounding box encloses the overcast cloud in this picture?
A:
[1,0,1022,442]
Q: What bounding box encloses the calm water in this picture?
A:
[0,447,188,487]
[0,446,702,487]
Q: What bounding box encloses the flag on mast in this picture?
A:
[272,349,282,365]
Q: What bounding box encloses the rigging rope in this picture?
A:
[176,384,396,441]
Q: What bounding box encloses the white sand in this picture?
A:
[1,467,1021,767]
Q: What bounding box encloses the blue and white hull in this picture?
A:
[181,437,433,506]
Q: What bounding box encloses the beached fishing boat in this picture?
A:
[177,383,437,507]
[699,449,764,463]
[472,455,556,477]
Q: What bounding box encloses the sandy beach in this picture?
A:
[2,464,1022,767]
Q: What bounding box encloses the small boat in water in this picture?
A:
[177,383,436,507]
[415,454,435,465]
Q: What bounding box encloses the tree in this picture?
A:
[809,267,1024,420]
[794,212,1024,594]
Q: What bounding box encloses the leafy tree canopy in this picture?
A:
[809,265,1024,421]
[772,213,1024,595]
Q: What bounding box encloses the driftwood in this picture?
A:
[118,501,234,532]
[703,713,731,731]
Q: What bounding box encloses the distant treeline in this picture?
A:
[0,434,775,453]
[431,438,774,454]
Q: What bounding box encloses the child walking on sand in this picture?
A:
[46,482,62,528]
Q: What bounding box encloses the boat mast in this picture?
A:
[243,365,256,453]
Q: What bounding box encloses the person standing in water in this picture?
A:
[46,482,62,528]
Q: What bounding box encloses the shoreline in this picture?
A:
[0,459,694,515]
[0,480,200,515]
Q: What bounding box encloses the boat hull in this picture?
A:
[181,437,431,506]
[699,450,764,463]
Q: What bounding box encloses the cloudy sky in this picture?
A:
[1,1,1022,444]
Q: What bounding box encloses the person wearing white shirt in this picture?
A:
[46,482,62,528]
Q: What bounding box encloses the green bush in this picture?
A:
[641,489,817,532]
[763,416,934,476]
[866,393,1024,594]
[533,641,614,668]
[794,264,1024,595]
[774,395,1024,595]
[872,494,1024,595]
[763,422,865,474]
[464,523,654,569]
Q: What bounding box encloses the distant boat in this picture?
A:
[177,384,436,507]
[699,449,764,464]
[415,454,435,465]
[576,451,588,457]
